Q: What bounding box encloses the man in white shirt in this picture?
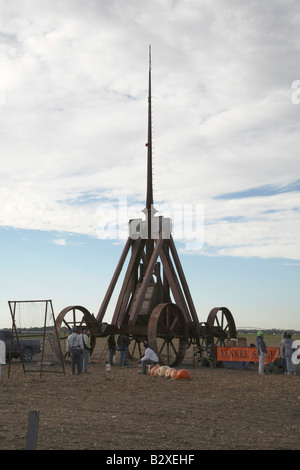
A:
[81,326,91,374]
[140,342,159,374]
[67,326,84,375]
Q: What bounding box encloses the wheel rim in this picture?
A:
[147,303,188,367]
[207,307,236,346]
[54,305,96,361]
[22,348,33,362]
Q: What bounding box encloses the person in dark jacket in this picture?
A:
[282,334,297,375]
[107,334,116,366]
[280,331,287,373]
[256,331,267,375]
[117,334,131,366]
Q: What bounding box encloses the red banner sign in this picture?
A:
[217,347,279,363]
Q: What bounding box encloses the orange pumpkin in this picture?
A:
[158,366,169,376]
[170,369,178,379]
[150,364,160,375]
[176,369,191,380]
[165,367,176,378]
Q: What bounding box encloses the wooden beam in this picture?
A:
[159,243,191,323]
[128,234,164,325]
[111,238,144,325]
[26,411,39,450]
[96,237,132,322]
[169,235,199,323]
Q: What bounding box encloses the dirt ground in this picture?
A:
[1,345,300,452]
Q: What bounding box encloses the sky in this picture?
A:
[0,0,300,331]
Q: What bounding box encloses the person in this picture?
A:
[107,334,116,366]
[256,331,267,375]
[81,326,91,374]
[280,332,287,374]
[282,333,297,375]
[67,326,84,375]
[249,343,256,365]
[117,334,131,366]
[140,342,159,374]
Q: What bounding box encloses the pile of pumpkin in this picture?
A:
[147,364,191,380]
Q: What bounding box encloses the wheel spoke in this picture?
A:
[166,305,171,329]
[169,340,179,358]
[157,314,168,333]
[169,312,179,332]
[207,307,237,347]
[158,339,167,357]
[166,342,171,364]
[62,318,72,331]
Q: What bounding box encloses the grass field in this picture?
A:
[237,333,300,348]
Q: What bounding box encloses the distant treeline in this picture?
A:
[237,328,300,335]
[2,326,300,335]
[1,327,54,333]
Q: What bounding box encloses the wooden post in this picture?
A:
[26,411,39,450]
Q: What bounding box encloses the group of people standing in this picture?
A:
[67,327,297,376]
[66,325,91,375]
[67,327,158,375]
[67,327,131,375]
[256,330,298,375]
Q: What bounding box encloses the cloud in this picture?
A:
[52,238,67,246]
[215,180,300,200]
[0,0,299,260]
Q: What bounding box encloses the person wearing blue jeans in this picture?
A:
[71,349,82,375]
[67,326,84,375]
[256,331,267,375]
[81,327,91,374]
[108,334,116,366]
[117,334,130,366]
[282,334,297,375]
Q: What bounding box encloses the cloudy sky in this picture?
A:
[0,0,299,331]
